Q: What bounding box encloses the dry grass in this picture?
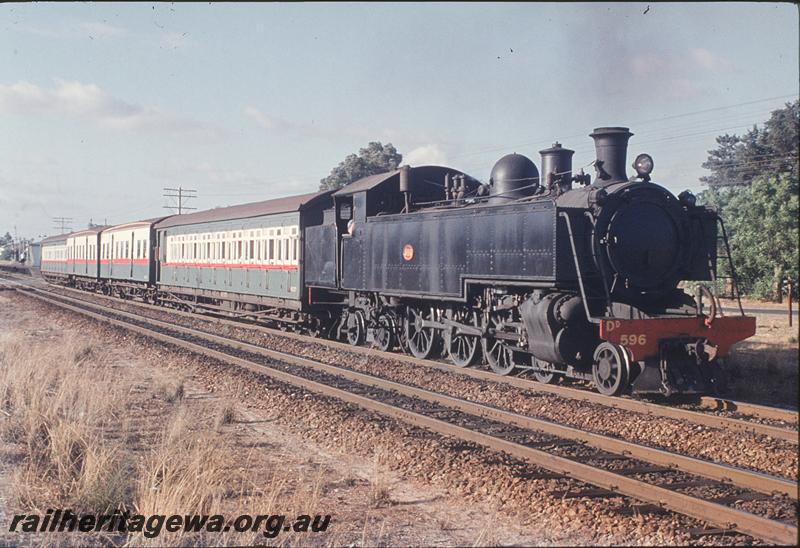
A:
[471,509,500,547]
[155,378,185,403]
[0,329,344,546]
[368,446,393,509]
[130,410,233,546]
[0,333,131,514]
[213,402,237,429]
[724,314,799,406]
[2,321,480,547]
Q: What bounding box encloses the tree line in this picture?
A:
[698,101,799,300]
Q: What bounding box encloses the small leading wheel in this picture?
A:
[592,342,630,396]
[532,358,560,384]
[373,313,397,352]
[346,310,366,346]
[404,306,442,359]
[445,310,481,367]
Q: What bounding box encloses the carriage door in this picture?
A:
[109,234,115,277]
[156,232,165,283]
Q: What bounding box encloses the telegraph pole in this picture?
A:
[163,187,197,215]
[52,216,73,234]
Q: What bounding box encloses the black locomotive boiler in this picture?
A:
[306,127,755,396]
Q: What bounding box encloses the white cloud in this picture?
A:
[0,79,220,140]
[405,144,448,166]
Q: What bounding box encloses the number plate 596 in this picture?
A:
[619,334,647,346]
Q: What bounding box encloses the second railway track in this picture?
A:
[9,283,799,544]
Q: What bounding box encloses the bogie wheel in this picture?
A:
[445,310,481,367]
[592,342,630,396]
[373,313,397,352]
[532,358,560,384]
[404,306,442,359]
[346,310,367,346]
[482,312,520,376]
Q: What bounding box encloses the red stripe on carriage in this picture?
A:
[161,262,298,271]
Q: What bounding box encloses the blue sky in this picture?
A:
[1,2,797,238]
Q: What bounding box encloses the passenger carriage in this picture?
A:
[66,228,102,284]
[153,192,332,326]
[39,233,69,280]
[39,227,103,287]
[98,219,166,298]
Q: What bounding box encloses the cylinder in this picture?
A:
[399,165,411,193]
[489,153,539,204]
[590,127,632,185]
[539,142,575,192]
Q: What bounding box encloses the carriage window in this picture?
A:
[268,239,274,262]
[249,240,254,261]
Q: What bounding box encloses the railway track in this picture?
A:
[5,273,797,442]
[9,283,799,544]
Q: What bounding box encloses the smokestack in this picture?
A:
[590,127,632,185]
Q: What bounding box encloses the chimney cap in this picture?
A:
[590,127,633,138]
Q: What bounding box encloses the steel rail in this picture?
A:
[7,274,797,439]
[14,286,798,545]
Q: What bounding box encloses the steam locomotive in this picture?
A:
[39,126,756,397]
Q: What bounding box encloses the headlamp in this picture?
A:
[633,153,654,178]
